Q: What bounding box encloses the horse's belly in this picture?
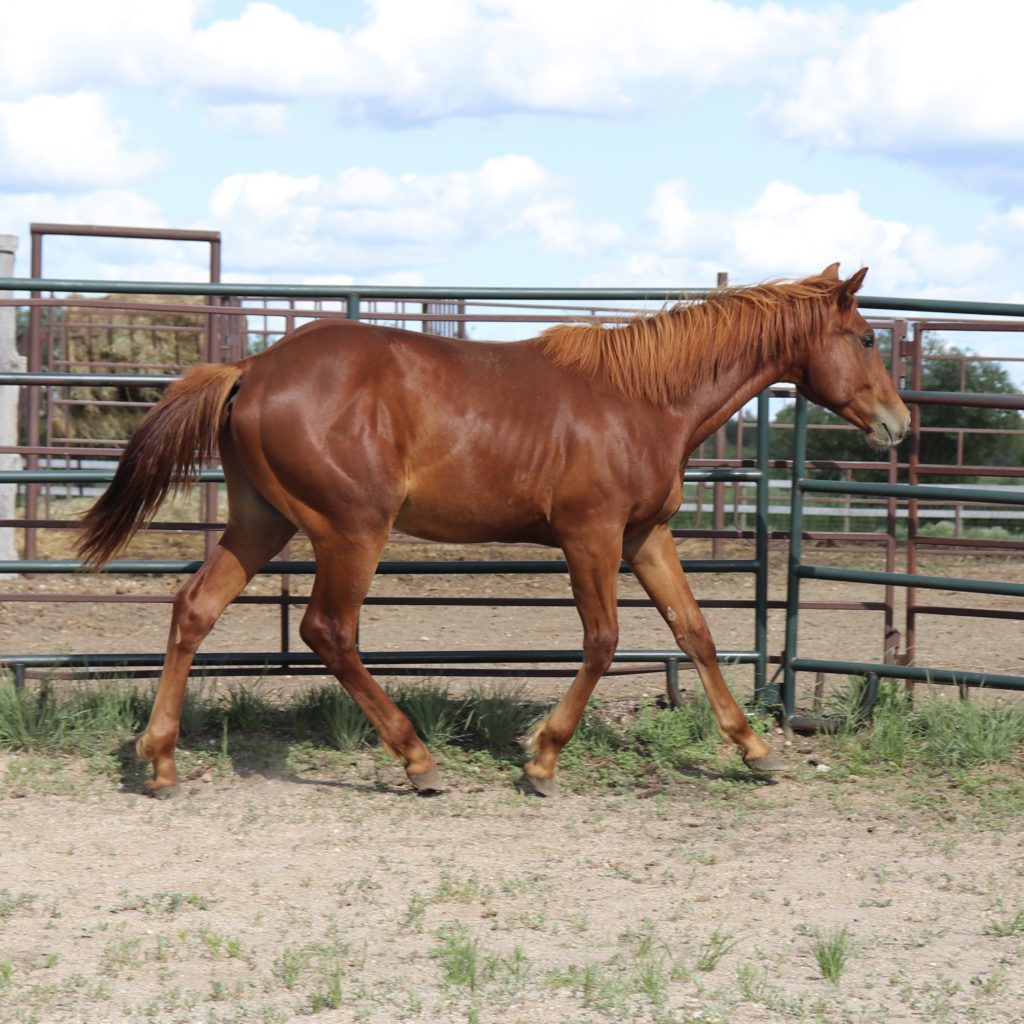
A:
[394,488,553,546]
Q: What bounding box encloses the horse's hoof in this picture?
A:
[518,771,558,798]
[743,752,787,774]
[407,767,446,795]
[143,781,180,800]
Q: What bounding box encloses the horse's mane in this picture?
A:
[536,276,839,406]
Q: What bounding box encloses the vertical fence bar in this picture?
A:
[203,236,223,558]
[24,231,43,560]
[782,394,808,718]
[905,324,924,687]
[347,294,361,321]
[754,389,771,704]
[0,235,20,572]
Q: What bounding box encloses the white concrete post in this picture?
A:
[0,234,23,570]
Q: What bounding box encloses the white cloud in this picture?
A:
[771,0,1024,153]
[205,155,622,275]
[0,92,164,190]
[0,0,200,97]
[596,179,1004,299]
[205,103,289,137]
[0,1,839,120]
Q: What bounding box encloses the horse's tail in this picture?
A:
[77,363,244,569]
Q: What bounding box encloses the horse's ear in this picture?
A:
[845,267,868,293]
[837,266,869,309]
[820,262,841,281]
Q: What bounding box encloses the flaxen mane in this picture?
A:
[537,277,837,406]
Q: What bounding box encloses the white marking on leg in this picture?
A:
[666,606,677,622]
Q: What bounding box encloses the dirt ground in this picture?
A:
[1,539,1023,1023]
[2,747,1024,1024]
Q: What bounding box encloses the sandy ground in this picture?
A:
[1,749,1023,1024]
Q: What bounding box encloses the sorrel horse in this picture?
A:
[79,264,908,797]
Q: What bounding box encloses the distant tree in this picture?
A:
[770,334,1024,478]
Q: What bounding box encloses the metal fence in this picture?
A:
[1,264,1022,721]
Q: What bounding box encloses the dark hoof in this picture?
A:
[407,767,446,795]
[743,752,788,774]
[518,771,558,798]
[143,782,180,800]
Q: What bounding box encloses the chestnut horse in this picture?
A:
[79,263,908,797]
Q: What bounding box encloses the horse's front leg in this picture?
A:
[522,535,621,796]
[625,524,784,772]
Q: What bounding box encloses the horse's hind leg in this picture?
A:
[300,537,443,793]
[138,479,295,796]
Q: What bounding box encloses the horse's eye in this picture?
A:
[860,333,875,349]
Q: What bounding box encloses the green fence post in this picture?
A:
[782,394,808,720]
[754,389,772,706]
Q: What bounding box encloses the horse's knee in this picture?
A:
[671,615,716,661]
[583,624,618,672]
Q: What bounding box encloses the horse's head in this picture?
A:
[794,264,910,449]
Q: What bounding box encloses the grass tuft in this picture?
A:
[837,681,1024,772]
[390,682,462,748]
[633,695,721,770]
[462,683,538,752]
[810,926,854,984]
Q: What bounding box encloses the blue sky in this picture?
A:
[1,0,1022,332]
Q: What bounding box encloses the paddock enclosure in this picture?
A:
[1,224,1022,717]
[2,226,1024,1023]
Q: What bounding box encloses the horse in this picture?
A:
[78,263,909,798]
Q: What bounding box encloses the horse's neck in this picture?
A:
[678,356,788,453]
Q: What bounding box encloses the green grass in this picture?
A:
[546,921,689,1014]
[461,683,539,752]
[291,685,373,751]
[0,889,37,920]
[695,929,741,972]
[432,923,492,991]
[0,680,140,752]
[633,695,722,769]
[834,681,1024,772]
[3,673,1024,801]
[390,682,463,748]
[983,908,1024,937]
[810,926,854,984]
